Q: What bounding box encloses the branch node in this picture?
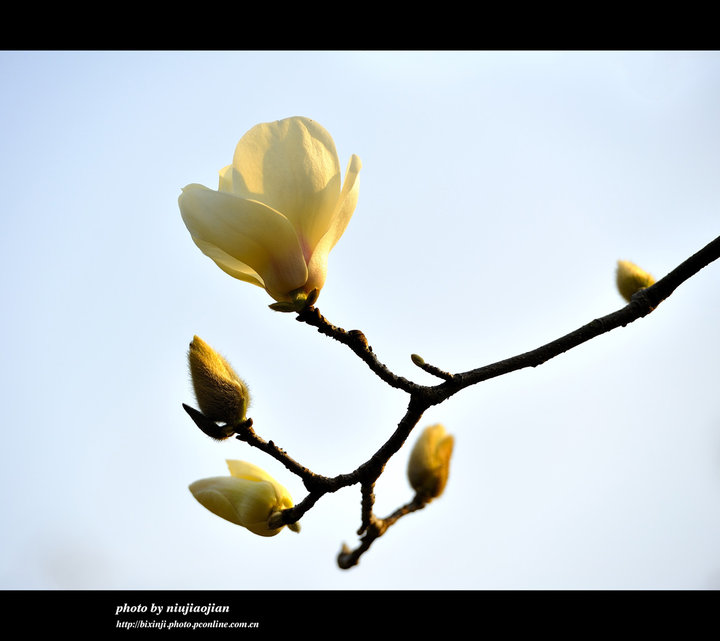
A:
[348,329,371,351]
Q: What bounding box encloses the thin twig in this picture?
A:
[411,353,455,381]
[295,306,420,394]
[338,495,429,569]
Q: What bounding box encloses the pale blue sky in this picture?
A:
[1,50,719,589]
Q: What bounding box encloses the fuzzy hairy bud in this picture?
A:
[188,335,250,430]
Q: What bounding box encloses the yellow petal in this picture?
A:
[190,237,266,289]
[230,117,343,255]
[218,164,234,193]
[189,476,249,527]
[179,184,308,300]
[226,459,277,483]
[189,475,286,537]
[306,154,362,293]
[226,459,294,510]
[232,481,283,536]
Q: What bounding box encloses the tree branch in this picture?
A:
[426,234,720,404]
[295,306,421,394]
[293,234,720,567]
[187,234,720,569]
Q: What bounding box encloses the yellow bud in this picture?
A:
[189,460,299,537]
[188,336,249,428]
[407,424,455,501]
[616,260,655,303]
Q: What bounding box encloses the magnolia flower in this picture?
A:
[616,259,655,302]
[187,335,249,432]
[189,460,300,537]
[407,424,455,501]
[179,116,361,311]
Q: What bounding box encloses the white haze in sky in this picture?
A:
[1,50,719,590]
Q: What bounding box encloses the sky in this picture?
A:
[1,50,719,591]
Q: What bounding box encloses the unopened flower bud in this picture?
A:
[189,460,300,537]
[407,424,455,501]
[188,336,250,429]
[616,260,655,302]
